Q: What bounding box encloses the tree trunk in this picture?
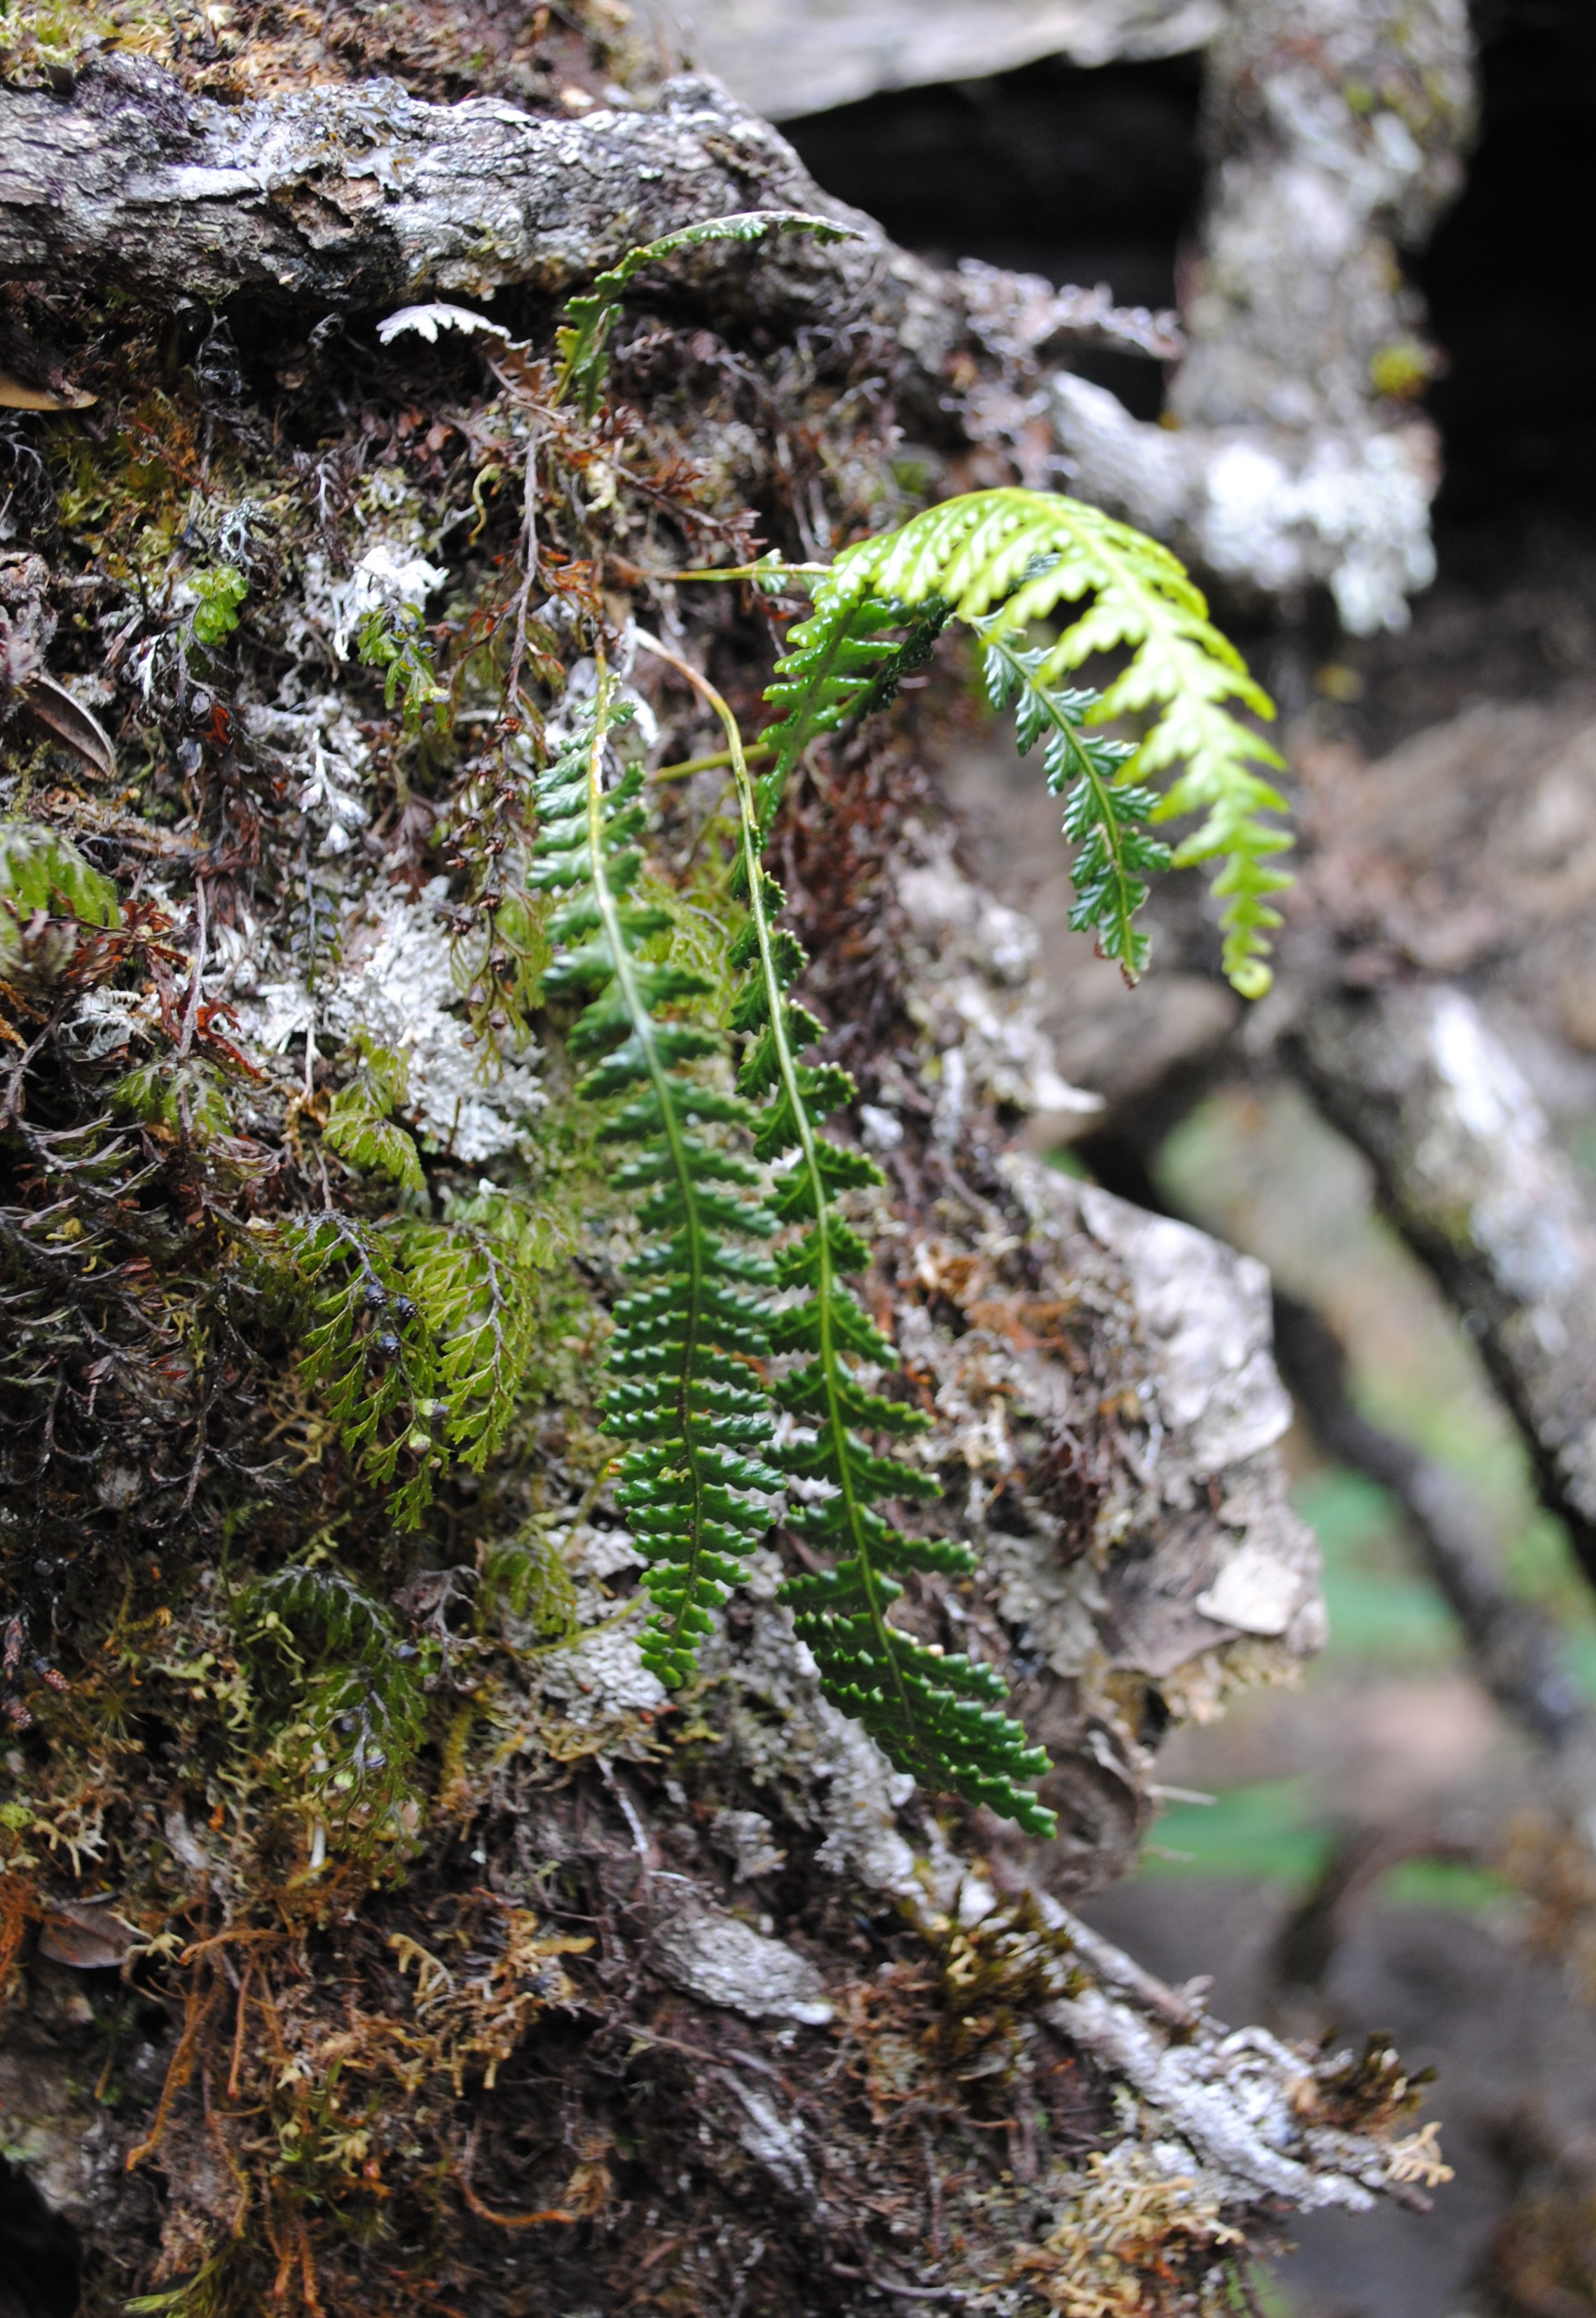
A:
[0,14,1438,2314]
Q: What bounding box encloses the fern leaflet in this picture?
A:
[283,1192,555,1525]
[976,619,1171,980]
[530,663,781,1686]
[406,1187,557,1473]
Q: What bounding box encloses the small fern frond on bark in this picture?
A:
[554,210,858,416]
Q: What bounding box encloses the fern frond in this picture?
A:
[755,597,949,834]
[975,619,1171,980]
[759,489,1291,994]
[734,858,1055,1836]
[356,604,450,736]
[554,210,858,416]
[239,1563,428,1823]
[324,1035,425,1194]
[633,628,1055,1834]
[530,661,780,1687]
[283,1214,443,1529]
[402,1187,558,1472]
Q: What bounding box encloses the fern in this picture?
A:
[633,630,1055,1834]
[404,1186,557,1473]
[759,489,1291,994]
[0,819,120,972]
[111,1055,234,1142]
[324,1034,425,1194]
[731,815,1055,1834]
[529,664,782,1686]
[239,1564,428,1825]
[554,210,858,416]
[286,1189,557,1523]
[755,596,950,835]
[356,604,450,736]
[975,619,1171,980]
[285,1214,444,1530]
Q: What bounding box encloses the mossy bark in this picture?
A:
[0,8,1433,2312]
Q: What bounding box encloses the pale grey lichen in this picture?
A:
[648,1891,834,2025]
[322,882,544,1160]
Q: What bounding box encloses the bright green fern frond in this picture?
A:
[759,488,1291,994]
[324,1034,425,1194]
[401,1186,560,1472]
[555,210,859,416]
[531,663,780,1687]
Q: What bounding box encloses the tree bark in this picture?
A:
[0,25,1445,2314]
[0,56,1178,373]
[1291,980,1596,1587]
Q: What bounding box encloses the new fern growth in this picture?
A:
[530,667,783,1687]
[554,210,858,416]
[758,489,1291,994]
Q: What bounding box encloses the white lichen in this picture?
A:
[322,881,543,1160]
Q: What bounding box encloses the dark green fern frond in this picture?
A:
[239,1564,428,1829]
[530,664,780,1687]
[676,683,1053,1834]
[758,488,1291,994]
[554,210,858,417]
[976,618,1172,981]
[755,596,950,834]
[733,863,1054,1834]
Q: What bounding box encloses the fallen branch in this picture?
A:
[1290,982,1596,1589]
[0,55,1176,380]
